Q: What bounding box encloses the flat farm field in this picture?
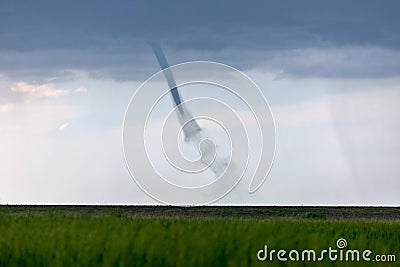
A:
[0,206,399,267]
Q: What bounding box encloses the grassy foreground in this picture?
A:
[0,212,399,266]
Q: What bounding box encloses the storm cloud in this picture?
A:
[1,0,400,82]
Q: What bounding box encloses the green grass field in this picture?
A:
[0,206,399,266]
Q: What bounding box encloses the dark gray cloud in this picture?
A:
[1,0,400,81]
[1,0,399,50]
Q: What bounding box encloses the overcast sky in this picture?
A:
[0,0,399,205]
